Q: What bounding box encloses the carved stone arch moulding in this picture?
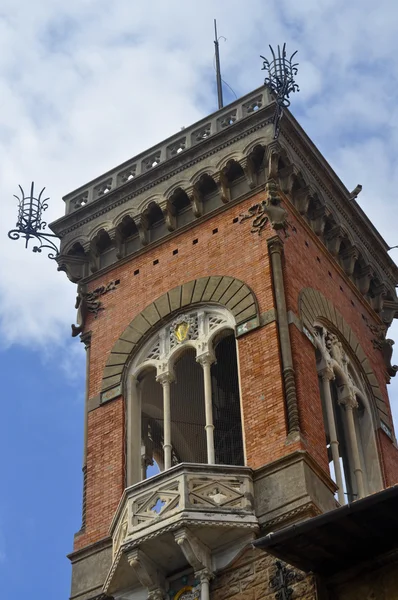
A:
[100,276,260,402]
[299,287,392,430]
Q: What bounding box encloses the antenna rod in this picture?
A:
[214,19,224,109]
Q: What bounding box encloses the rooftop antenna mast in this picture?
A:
[214,19,224,109]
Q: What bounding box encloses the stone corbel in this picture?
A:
[112,226,125,260]
[339,245,359,277]
[357,265,373,295]
[294,186,311,215]
[266,141,282,180]
[187,185,204,218]
[214,171,231,204]
[174,528,212,574]
[86,239,100,273]
[368,283,387,314]
[324,225,345,257]
[134,214,150,246]
[241,156,256,189]
[278,163,299,195]
[159,199,177,232]
[126,548,168,598]
[56,252,88,283]
[310,205,328,237]
[381,300,398,327]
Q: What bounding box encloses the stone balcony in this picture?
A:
[103,463,258,595]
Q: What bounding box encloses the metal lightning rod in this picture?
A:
[214,19,224,109]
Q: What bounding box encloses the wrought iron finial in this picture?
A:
[8,182,59,259]
[260,43,299,139]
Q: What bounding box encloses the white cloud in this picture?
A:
[0,0,398,421]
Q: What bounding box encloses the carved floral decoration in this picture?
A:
[239,180,290,237]
[71,279,120,337]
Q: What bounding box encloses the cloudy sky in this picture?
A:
[1,1,398,598]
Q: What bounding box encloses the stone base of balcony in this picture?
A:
[253,450,338,530]
[103,463,258,596]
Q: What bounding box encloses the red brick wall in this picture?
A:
[75,398,125,550]
[74,189,398,552]
[281,198,398,486]
[75,193,303,550]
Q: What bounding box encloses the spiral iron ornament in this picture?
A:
[261,43,300,139]
[8,181,59,259]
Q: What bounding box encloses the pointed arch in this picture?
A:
[299,287,391,430]
[101,276,260,398]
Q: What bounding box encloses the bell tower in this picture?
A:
[49,49,398,600]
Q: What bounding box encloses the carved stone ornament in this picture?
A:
[173,584,201,600]
[239,180,290,237]
[365,320,398,378]
[170,314,196,345]
[71,279,120,337]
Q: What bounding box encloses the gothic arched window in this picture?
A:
[126,307,244,483]
[315,326,382,504]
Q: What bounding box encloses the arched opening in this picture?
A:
[93,229,115,269]
[127,307,245,484]
[140,367,165,478]
[171,349,207,464]
[144,202,167,242]
[212,332,244,466]
[169,188,193,228]
[315,326,382,504]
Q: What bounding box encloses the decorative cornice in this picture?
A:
[280,116,398,286]
[50,112,275,238]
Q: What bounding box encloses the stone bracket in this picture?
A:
[174,527,212,573]
[126,548,168,595]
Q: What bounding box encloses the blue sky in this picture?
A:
[1,1,398,598]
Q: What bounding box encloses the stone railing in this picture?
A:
[63,87,271,215]
[111,463,256,558]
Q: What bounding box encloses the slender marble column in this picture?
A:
[197,353,216,464]
[195,569,212,600]
[127,375,142,486]
[157,373,174,470]
[319,367,345,505]
[342,394,365,499]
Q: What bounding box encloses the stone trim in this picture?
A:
[281,113,398,288]
[268,236,300,433]
[87,394,101,412]
[100,276,260,397]
[299,287,391,428]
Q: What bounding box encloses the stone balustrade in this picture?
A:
[63,87,271,215]
[111,463,257,559]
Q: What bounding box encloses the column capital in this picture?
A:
[196,351,216,367]
[339,392,358,409]
[156,371,175,385]
[195,567,214,584]
[318,366,335,382]
[267,235,284,256]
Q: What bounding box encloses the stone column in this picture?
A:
[342,394,366,499]
[319,367,345,505]
[127,375,142,486]
[267,236,300,433]
[80,331,92,528]
[197,353,216,464]
[157,372,174,471]
[195,569,212,600]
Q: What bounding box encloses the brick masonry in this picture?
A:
[73,189,398,553]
